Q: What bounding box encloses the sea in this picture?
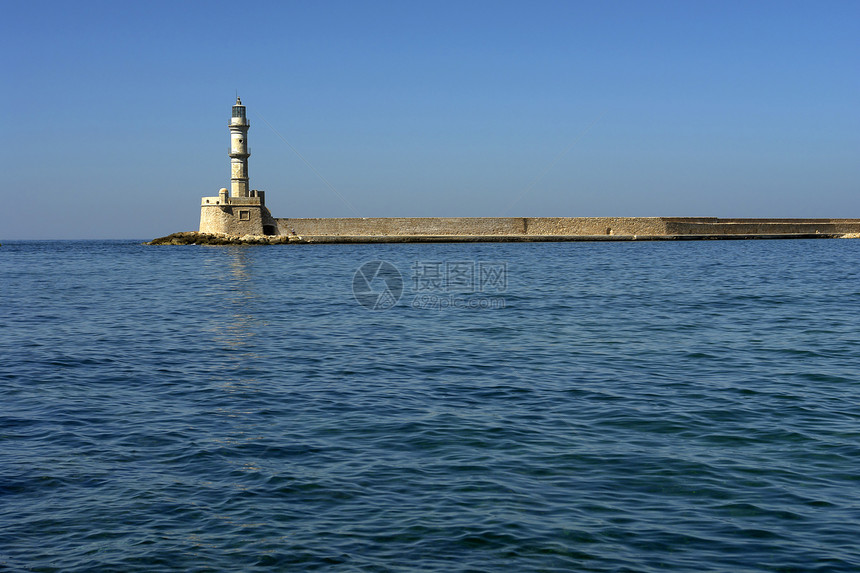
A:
[2,239,859,572]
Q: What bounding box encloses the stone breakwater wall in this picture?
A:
[275,217,860,238]
[276,217,667,237]
[154,218,860,245]
[662,218,860,235]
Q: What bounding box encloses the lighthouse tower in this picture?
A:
[229,97,250,197]
[199,97,278,235]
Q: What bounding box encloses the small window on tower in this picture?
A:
[238,210,251,221]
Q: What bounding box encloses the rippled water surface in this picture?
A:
[2,239,860,571]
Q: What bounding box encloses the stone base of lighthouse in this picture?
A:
[199,188,278,236]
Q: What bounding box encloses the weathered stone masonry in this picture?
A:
[199,98,277,236]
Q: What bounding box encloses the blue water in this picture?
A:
[2,239,860,572]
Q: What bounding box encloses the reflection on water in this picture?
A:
[202,247,263,352]
[199,248,268,485]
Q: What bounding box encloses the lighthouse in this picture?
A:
[199,98,277,235]
[229,97,250,197]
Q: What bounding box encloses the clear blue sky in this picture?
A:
[3,0,858,239]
